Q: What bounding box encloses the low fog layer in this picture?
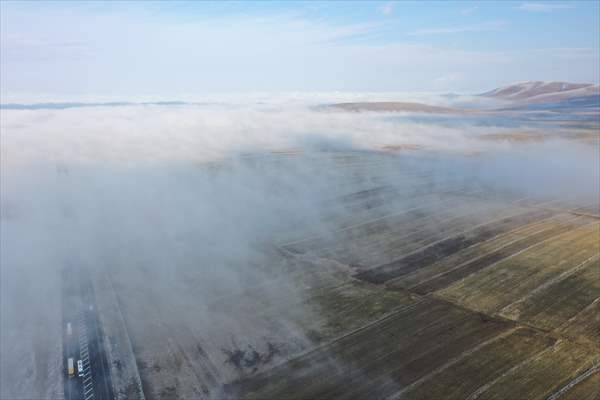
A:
[1,102,598,398]
[1,103,498,167]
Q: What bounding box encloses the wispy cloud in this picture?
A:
[517,2,574,12]
[460,5,478,16]
[409,21,505,36]
[1,34,94,61]
[2,2,598,95]
[378,2,395,16]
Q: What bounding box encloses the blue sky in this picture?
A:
[1,1,598,97]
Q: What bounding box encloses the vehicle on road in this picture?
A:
[66,322,72,335]
[67,358,75,378]
[77,360,84,377]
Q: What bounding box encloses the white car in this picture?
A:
[77,360,84,377]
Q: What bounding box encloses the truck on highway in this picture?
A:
[67,358,75,378]
[77,360,84,377]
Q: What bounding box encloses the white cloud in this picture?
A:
[433,73,464,87]
[0,103,490,168]
[0,34,94,61]
[379,2,395,16]
[409,21,505,36]
[460,5,478,16]
[1,3,597,95]
[517,2,574,12]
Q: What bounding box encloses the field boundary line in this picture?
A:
[280,188,524,249]
[402,213,581,291]
[281,193,557,252]
[542,207,600,220]
[242,299,425,378]
[359,207,566,280]
[279,195,464,247]
[555,296,600,333]
[385,327,520,400]
[504,198,600,220]
[368,201,543,258]
[102,272,146,400]
[393,212,576,287]
[339,200,513,265]
[498,253,600,318]
[436,220,599,294]
[546,362,600,400]
[465,345,556,400]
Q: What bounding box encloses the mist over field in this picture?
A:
[2,1,600,399]
[2,98,599,398]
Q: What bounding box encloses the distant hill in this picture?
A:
[480,81,599,104]
[328,82,598,114]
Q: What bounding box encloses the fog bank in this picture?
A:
[1,102,598,398]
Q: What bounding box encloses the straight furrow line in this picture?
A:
[435,221,599,292]
[556,297,600,332]
[280,194,478,247]
[385,328,520,400]
[498,253,600,317]
[465,345,557,400]
[404,214,578,291]
[358,209,566,285]
[251,300,426,376]
[546,363,600,400]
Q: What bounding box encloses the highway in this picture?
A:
[62,268,114,400]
